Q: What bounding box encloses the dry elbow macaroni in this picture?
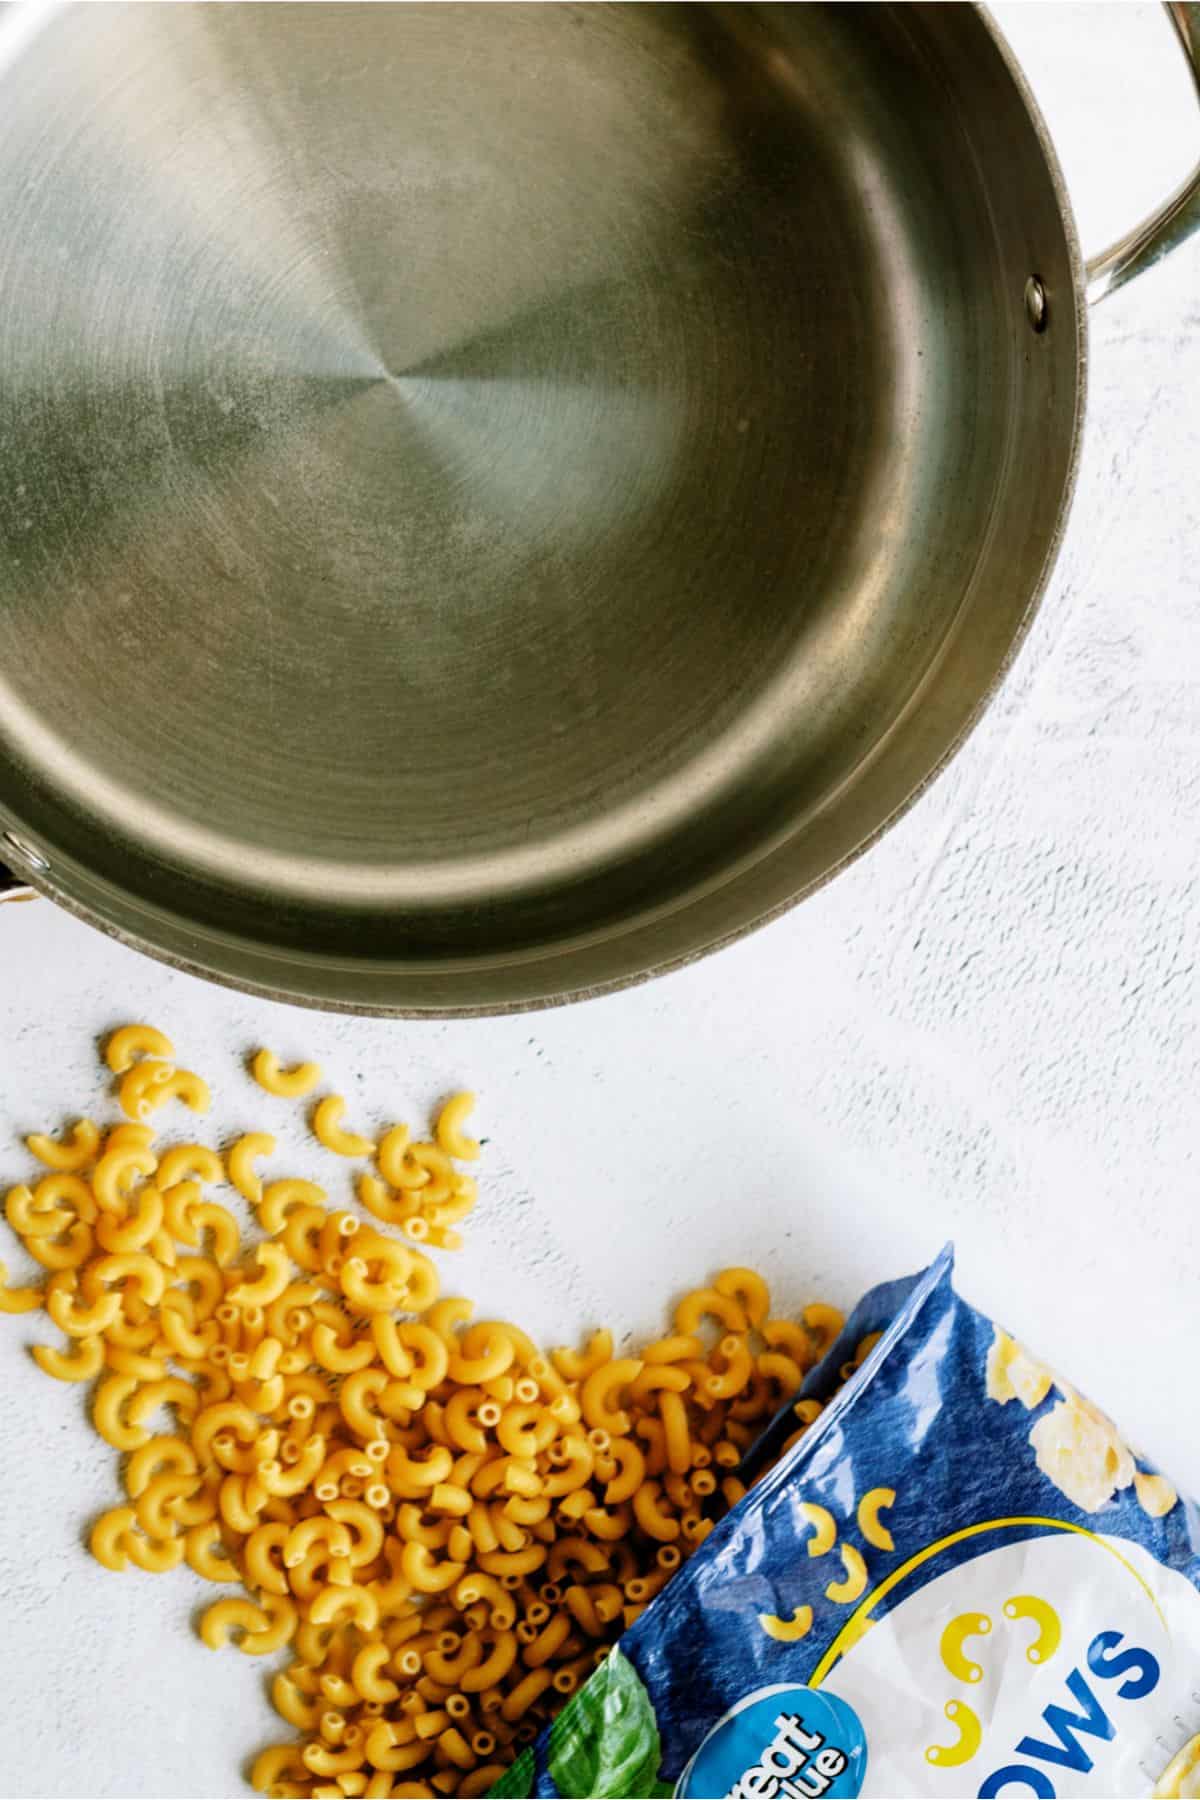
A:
[1,1025,845,1798]
[252,1051,324,1101]
[482,1252,1200,1800]
[504,1248,1198,1800]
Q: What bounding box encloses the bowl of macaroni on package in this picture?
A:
[492,1248,1200,1800]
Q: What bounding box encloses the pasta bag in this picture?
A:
[492,1247,1200,1799]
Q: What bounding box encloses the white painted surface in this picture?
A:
[2,8,1199,1795]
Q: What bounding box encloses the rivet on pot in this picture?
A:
[1024,275,1048,333]
[2,831,49,872]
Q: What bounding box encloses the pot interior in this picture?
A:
[0,2,1080,1010]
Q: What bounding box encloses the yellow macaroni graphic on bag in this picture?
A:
[494,1248,1200,1800]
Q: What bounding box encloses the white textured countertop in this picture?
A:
[3,7,1199,1796]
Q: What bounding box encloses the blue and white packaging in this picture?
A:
[494,1246,1200,1799]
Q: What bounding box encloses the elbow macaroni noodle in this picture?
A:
[1,1026,852,1797]
[252,1052,324,1101]
[311,1097,376,1159]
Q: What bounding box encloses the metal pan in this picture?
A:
[1,3,1198,1013]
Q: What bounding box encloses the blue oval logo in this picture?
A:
[676,1686,866,1799]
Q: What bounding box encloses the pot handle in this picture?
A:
[1087,3,1200,302]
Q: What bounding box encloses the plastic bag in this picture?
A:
[493,1246,1200,1798]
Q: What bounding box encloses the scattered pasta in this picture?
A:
[1,1026,847,1798]
[252,1052,323,1102]
[105,1024,175,1074]
[311,1096,376,1159]
[227,1134,276,1206]
[26,1118,101,1172]
[434,1093,480,1163]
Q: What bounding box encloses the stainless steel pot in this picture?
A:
[1,3,1198,1013]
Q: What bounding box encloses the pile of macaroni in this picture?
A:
[0,1027,846,1799]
